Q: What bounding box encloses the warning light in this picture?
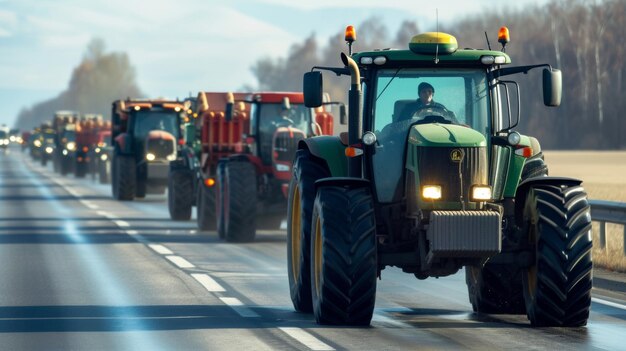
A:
[204,178,216,187]
[345,25,356,43]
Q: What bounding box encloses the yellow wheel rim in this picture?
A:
[290,184,301,281]
[314,216,322,295]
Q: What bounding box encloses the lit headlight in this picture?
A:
[471,185,492,201]
[9,136,15,142]
[34,140,42,147]
[100,154,108,161]
[146,153,156,161]
[166,154,176,161]
[422,185,442,200]
[275,163,290,172]
[62,149,68,156]
[66,142,76,151]
[45,147,54,154]
[95,147,101,153]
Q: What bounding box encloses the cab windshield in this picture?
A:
[372,68,490,136]
[133,110,179,139]
[371,68,491,203]
[253,103,311,164]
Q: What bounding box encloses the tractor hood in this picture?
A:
[407,124,486,148]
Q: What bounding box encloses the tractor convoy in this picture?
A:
[20,24,592,329]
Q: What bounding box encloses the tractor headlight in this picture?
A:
[45,147,54,154]
[362,131,377,146]
[34,140,42,147]
[166,154,176,161]
[146,153,156,161]
[100,154,108,161]
[471,185,492,201]
[95,147,101,153]
[275,163,290,172]
[66,142,76,151]
[422,185,442,200]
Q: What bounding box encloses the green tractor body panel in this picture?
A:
[407,124,487,148]
[300,136,348,177]
[502,134,535,197]
[404,125,488,211]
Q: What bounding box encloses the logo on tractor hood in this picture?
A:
[450,149,464,162]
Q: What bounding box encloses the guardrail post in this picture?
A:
[598,221,606,250]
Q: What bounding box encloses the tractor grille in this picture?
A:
[273,128,305,163]
[417,147,487,203]
[145,138,175,159]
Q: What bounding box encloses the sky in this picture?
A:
[0,0,550,127]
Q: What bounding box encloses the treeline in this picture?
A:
[250,0,625,150]
[16,39,142,130]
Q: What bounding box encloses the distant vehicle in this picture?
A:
[111,98,184,201]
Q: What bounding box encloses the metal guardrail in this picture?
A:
[589,200,626,254]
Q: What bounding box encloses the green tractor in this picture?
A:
[287,26,592,327]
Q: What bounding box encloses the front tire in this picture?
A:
[287,149,330,313]
[522,184,592,327]
[311,186,377,325]
[197,179,216,231]
[112,155,136,201]
[223,160,257,242]
[168,170,193,220]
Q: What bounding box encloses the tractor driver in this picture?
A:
[398,82,459,124]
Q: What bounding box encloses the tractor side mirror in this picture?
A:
[339,105,347,125]
[225,101,234,122]
[303,71,323,107]
[543,68,562,107]
[184,124,196,146]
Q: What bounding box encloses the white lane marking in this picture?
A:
[278,327,334,351]
[96,211,109,217]
[166,255,195,269]
[114,220,130,227]
[125,230,139,236]
[82,201,99,210]
[280,220,287,230]
[592,297,626,311]
[149,244,173,255]
[191,273,226,292]
[219,297,260,318]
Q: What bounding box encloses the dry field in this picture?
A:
[544,151,626,272]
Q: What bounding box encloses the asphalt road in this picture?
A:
[1,147,625,350]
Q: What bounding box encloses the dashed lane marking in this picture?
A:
[113,220,130,227]
[191,273,226,292]
[149,244,173,255]
[592,297,626,311]
[219,297,260,318]
[125,230,139,236]
[278,327,335,351]
[166,255,195,269]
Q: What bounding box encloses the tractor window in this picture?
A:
[132,111,180,139]
[255,103,311,165]
[371,68,490,203]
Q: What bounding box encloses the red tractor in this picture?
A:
[213,92,338,242]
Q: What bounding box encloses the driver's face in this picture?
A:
[419,88,434,105]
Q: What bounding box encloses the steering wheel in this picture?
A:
[412,106,457,125]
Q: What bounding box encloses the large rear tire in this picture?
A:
[168,170,193,220]
[197,179,216,231]
[287,149,330,313]
[112,155,136,201]
[223,160,257,242]
[311,186,377,325]
[522,184,592,327]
